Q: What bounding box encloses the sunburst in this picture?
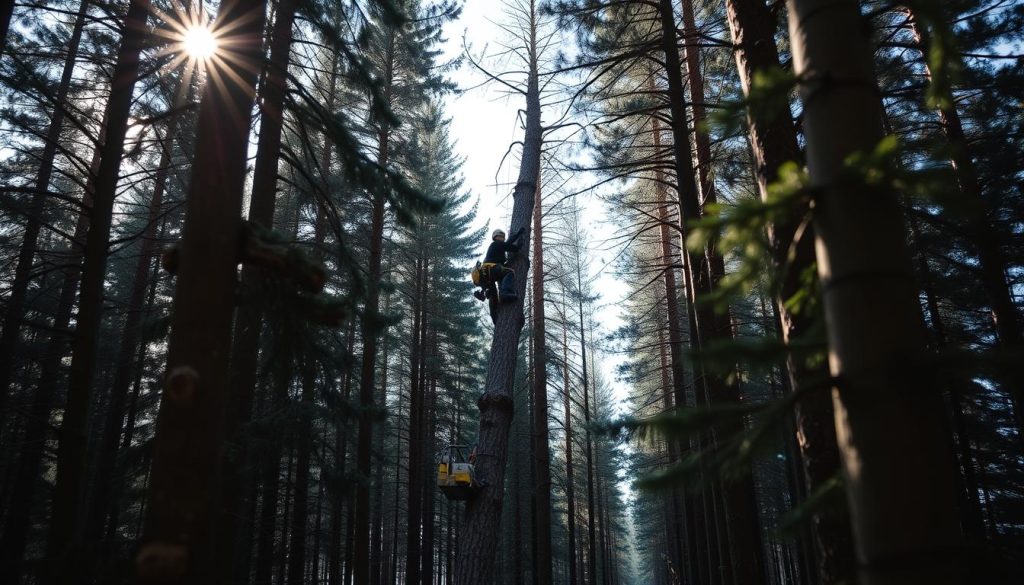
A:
[148,1,263,94]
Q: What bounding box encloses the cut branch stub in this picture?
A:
[161,245,180,274]
[239,221,327,293]
[294,294,348,327]
[135,541,188,581]
[164,366,199,405]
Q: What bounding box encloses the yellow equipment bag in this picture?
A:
[471,262,498,286]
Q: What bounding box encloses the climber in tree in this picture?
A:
[472,227,524,321]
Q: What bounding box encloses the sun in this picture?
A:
[182,24,217,60]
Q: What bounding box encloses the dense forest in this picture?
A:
[0,0,1021,584]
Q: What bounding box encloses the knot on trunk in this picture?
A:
[165,366,199,405]
[135,541,188,581]
[477,393,514,419]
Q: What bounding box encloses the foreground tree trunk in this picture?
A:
[786,2,966,584]
[724,0,856,581]
[454,3,540,580]
[220,0,297,578]
[45,3,148,581]
[135,0,267,582]
[656,0,766,581]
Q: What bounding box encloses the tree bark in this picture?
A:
[353,24,395,581]
[0,4,89,578]
[724,0,856,581]
[45,2,149,581]
[655,1,766,581]
[135,0,267,582]
[562,320,579,585]
[453,3,540,580]
[84,80,192,576]
[785,2,966,583]
[220,0,297,576]
[531,184,554,585]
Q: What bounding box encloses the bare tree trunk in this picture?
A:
[354,25,395,581]
[406,256,426,585]
[562,321,579,585]
[0,0,88,406]
[46,2,149,580]
[723,0,856,581]
[655,1,766,581]
[0,4,89,577]
[531,184,554,585]
[135,0,267,582]
[785,2,966,584]
[453,3,540,580]
[221,0,297,577]
[84,81,192,576]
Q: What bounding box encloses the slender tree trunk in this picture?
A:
[46,3,149,580]
[287,366,317,585]
[562,322,579,585]
[531,185,554,585]
[221,1,297,578]
[406,256,426,585]
[453,1,540,580]
[786,2,966,583]
[354,25,395,580]
[84,81,192,576]
[723,0,856,581]
[656,1,766,581]
[0,4,89,578]
[135,1,267,582]
[0,0,88,407]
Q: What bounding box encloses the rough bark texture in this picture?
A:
[45,3,148,581]
[530,185,554,585]
[453,8,540,580]
[84,83,190,576]
[786,2,966,584]
[220,0,297,578]
[724,0,856,581]
[656,0,766,582]
[135,0,267,582]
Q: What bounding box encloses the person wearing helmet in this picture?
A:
[472,227,525,318]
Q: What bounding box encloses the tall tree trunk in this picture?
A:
[135,0,267,582]
[84,81,192,576]
[406,256,426,585]
[562,321,579,585]
[420,361,438,585]
[655,1,766,581]
[785,2,966,584]
[453,3,540,581]
[0,4,89,578]
[46,2,149,580]
[287,366,317,585]
[353,25,395,581]
[579,291,598,585]
[531,185,554,585]
[723,0,856,581]
[221,0,297,577]
[0,0,88,418]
